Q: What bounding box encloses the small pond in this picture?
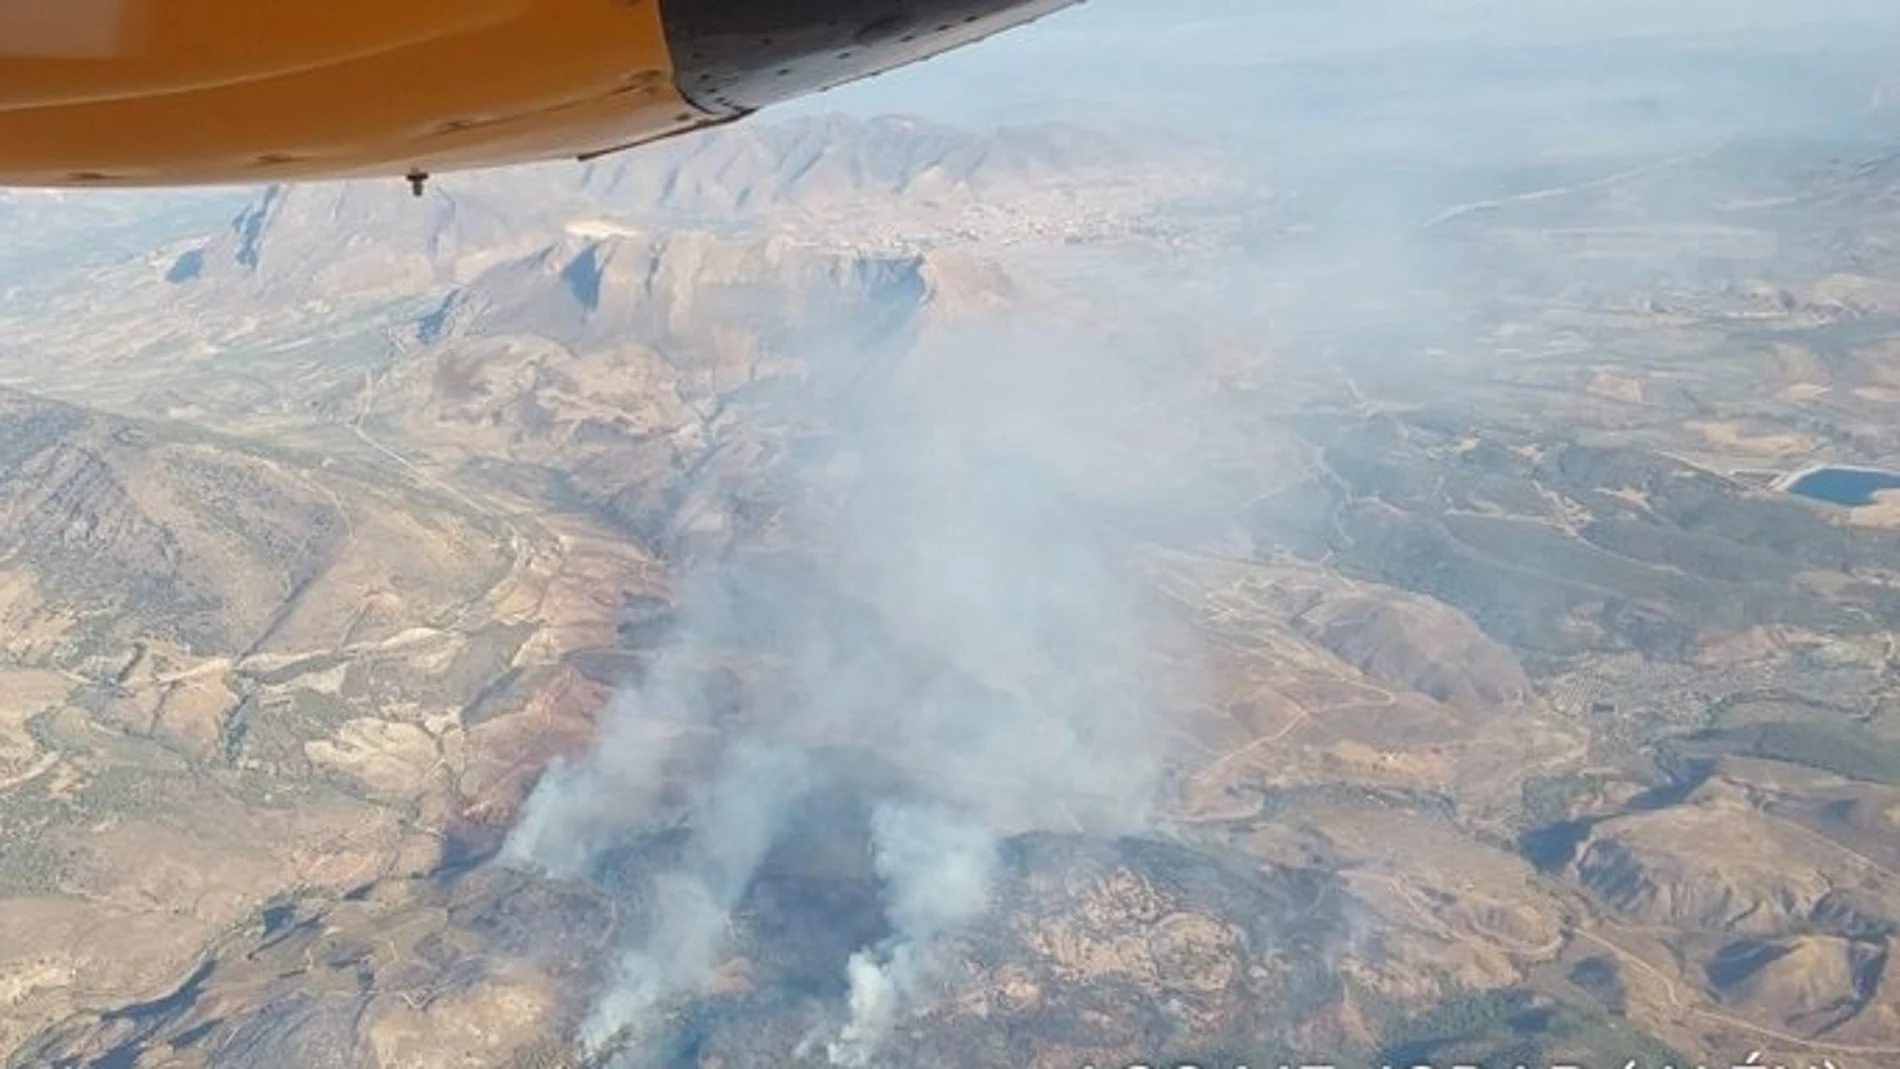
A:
[1784,466,1900,507]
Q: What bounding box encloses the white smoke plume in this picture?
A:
[477,1,1900,1062]
[498,682,690,881]
[580,740,813,1055]
[500,316,1209,1061]
[826,802,998,1066]
[830,950,906,1068]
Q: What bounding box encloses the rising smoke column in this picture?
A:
[501,318,1201,1063]
[582,741,813,1052]
[826,802,998,1066]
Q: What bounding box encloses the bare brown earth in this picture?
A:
[0,111,1899,1068]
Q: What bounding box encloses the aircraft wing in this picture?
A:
[0,0,1078,188]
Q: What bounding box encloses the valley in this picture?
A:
[0,51,1897,1069]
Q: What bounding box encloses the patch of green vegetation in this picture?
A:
[461,665,534,727]
[287,688,352,732]
[1519,772,1615,825]
[1722,720,1900,784]
[1223,782,1458,834]
[1447,471,1552,517]
[1567,956,1627,1015]
[1245,477,1340,560]
[0,826,74,895]
[215,766,338,812]
[1159,1047,1341,1069]
[215,692,329,774]
[1446,512,1691,598]
[498,1039,578,1069]
[23,706,87,756]
[1326,441,1443,510]
[1376,986,1535,1054]
[1580,515,1804,584]
[248,651,356,688]
[1325,504,1646,657]
[1708,689,1845,722]
[440,621,538,703]
[218,698,253,766]
[1373,986,1685,1069]
[1300,431,1897,658]
[73,764,182,819]
[1553,1009,1690,1069]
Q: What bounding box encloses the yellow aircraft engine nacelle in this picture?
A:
[0,0,1079,188]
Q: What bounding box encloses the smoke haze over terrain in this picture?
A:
[787,0,1900,368]
[8,1,1900,1067]
[475,0,1900,1058]
[499,317,1203,1062]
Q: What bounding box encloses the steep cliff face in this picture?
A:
[153,115,1168,309]
[424,230,929,356]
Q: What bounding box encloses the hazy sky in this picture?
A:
[8,0,1898,271]
[778,0,1900,230]
[796,0,1900,137]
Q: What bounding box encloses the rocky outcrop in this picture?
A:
[157,115,1162,311]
